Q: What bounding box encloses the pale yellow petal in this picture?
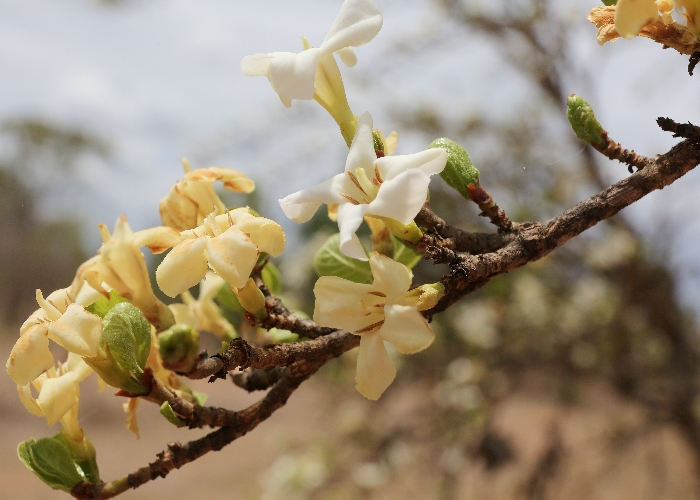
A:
[368,253,413,302]
[313,276,378,332]
[380,304,434,354]
[47,304,102,357]
[18,384,44,417]
[169,303,197,326]
[133,226,182,254]
[234,216,286,257]
[206,226,259,289]
[156,237,209,297]
[355,332,396,400]
[124,398,141,438]
[615,0,659,38]
[6,324,54,386]
[205,167,255,193]
[37,373,79,426]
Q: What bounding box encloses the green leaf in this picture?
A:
[54,433,100,485]
[192,391,208,406]
[18,436,88,491]
[216,282,244,315]
[85,290,129,319]
[428,138,479,201]
[160,402,187,428]
[391,234,423,269]
[262,261,282,295]
[102,302,151,377]
[313,233,372,284]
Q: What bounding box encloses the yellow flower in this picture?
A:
[157,208,285,297]
[160,159,256,231]
[615,0,675,38]
[313,252,434,400]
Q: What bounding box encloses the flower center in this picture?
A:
[341,166,383,205]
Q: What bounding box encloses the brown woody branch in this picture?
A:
[231,366,288,392]
[466,181,514,231]
[594,133,652,173]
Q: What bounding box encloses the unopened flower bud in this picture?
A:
[234,279,267,320]
[428,138,480,201]
[158,324,200,373]
[400,283,445,311]
[566,94,606,147]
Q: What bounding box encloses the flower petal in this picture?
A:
[337,202,370,260]
[279,174,346,223]
[380,304,434,354]
[206,226,259,289]
[37,372,80,426]
[614,0,658,39]
[6,324,54,386]
[336,47,357,67]
[241,53,272,77]
[234,216,286,257]
[133,226,183,254]
[368,253,413,301]
[322,0,383,54]
[345,112,376,172]
[18,384,44,417]
[367,169,430,225]
[269,49,322,101]
[355,332,396,400]
[157,237,209,297]
[376,148,447,181]
[313,276,377,332]
[47,304,102,357]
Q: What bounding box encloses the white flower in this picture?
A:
[279,112,447,261]
[7,288,102,386]
[313,253,435,400]
[241,0,383,107]
[156,208,285,297]
[160,160,256,231]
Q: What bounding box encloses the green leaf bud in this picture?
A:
[160,401,187,428]
[314,233,372,284]
[158,324,200,372]
[85,290,129,319]
[18,433,99,491]
[101,302,151,376]
[428,138,480,201]
[566,94,606,147]
[261,261,282,296]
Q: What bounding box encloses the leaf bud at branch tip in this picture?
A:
[158,324,200,373]
[428,138,480,201]
[566,94,607,147]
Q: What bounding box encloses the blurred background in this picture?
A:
[3,0,700,498]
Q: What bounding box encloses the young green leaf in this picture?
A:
[391,234,423,269]
[313,233,372,284]
[102,302,151,377]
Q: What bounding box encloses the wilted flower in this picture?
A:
[615,0,676,38]
[160,159,256,231]
[313,253,436,400]
[279,112,446,261]
[157,208,285,297]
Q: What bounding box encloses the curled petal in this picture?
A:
[206,226,259,289]
[367,169,430,225]
[345,112,377,172]
[47,304,102,357]
[241,53,272,77]
[205,167,255,193]
[269,49,322,101]
[18,384,44,417]
[313,276,377,332]
[355,332,396,400]
[322,0,383,54]
[376,148,447,181]
[133,226,182,254]
[380,304,434,354]
[368,253,413,301]
[279,174,346,223]
[235,216,286,257]
[36,372,80,426]
[336,47,357,67]
[614,0,659,39]
[337,203,370,261]
[6,324,54,386]
[157,238,209,297]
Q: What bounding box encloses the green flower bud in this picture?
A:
[401,283,445,311]
[566,94,606,147]
[158,324,200,372]
[428,138,480,201]
[234,279,268,320]
[372,130,385,154]
[160,401,187,428]
[18,433,99,491]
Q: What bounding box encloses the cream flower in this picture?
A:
[169,272,236,340]
[313,253,434,400]
[241,0,382,107]
[17,353,92,427]
[615,0,675,38]
[7,288,102,386]
[76,215,180,330]
[160,159,256,231]
[156,208,285,297]
[279,112,446,261]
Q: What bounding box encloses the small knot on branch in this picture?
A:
[657,117,700,141]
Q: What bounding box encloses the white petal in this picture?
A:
[321,0,383,55]
[368,253,413,301]
[6,324,54,386]
[279,174,347,223]
[269,49,322,101]
[380,304,434,354]
[241,53,272,77]
[376,148,447,181]
[346,112,376,172]
[336,47,357,67]
[156,237,209,297]
[614,0,658,38]
[18,384,44,417]
[206,226,259,289]
[337,203,370,260]
[313,276,377,332]
[368,169,430,225]
[37,373,79,426]
[47,304,102,357]
[355,332,396,400]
